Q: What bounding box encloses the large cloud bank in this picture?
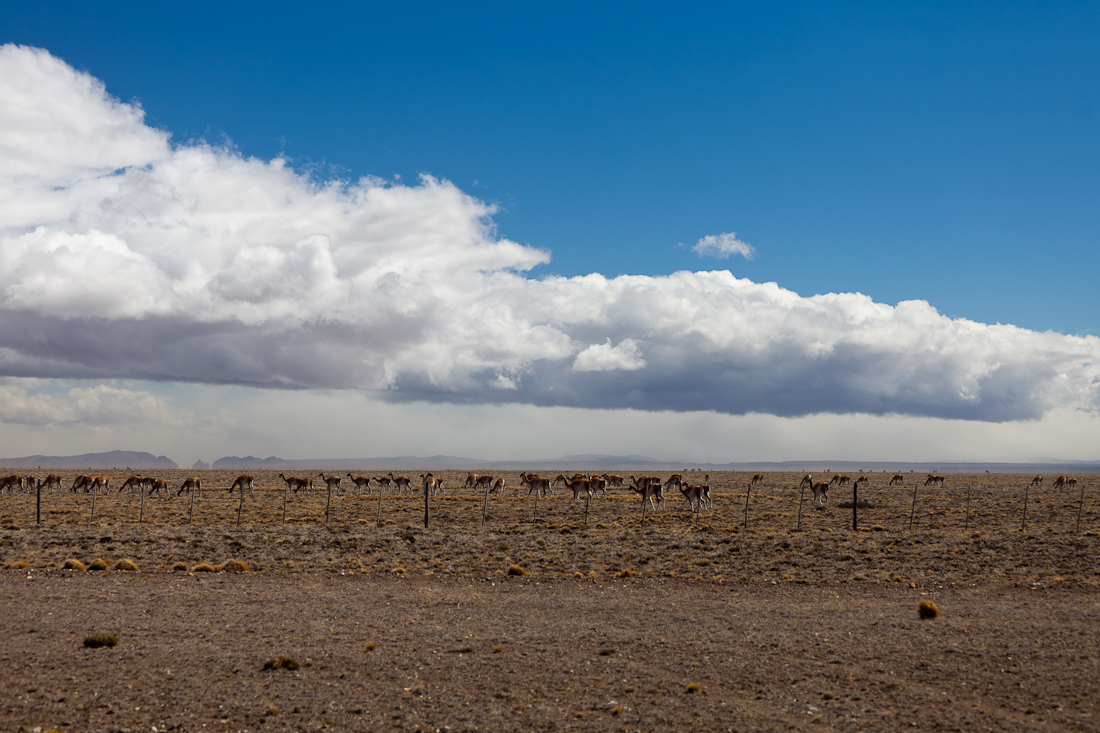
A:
[2,44,1098,422]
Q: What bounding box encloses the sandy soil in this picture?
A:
[1,469,1098,731]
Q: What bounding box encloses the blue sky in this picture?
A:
[0,3,1098,463]
[8,1,1099,332]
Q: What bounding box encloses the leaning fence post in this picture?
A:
[36,480,41,525]
[743,482,752,529]
[797,484,805,531]
[1020,481,1030,531]
[376,482,383,527]
[237,482,245,526]
[482,481,491,526]
[532,488,539,523]
[282,482,288,523]
[584,492,590,526]
[964,481,972,531]
[188,486,195,525]
[139,486,146,524]
[326,482,333,527]
[908,482,919,531]
[1077,481,1086,533]
[91,483,97,522]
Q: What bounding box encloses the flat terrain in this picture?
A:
[1,470,1098,731]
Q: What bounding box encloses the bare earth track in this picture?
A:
[1,470,1098,731]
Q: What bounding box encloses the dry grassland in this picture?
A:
[1,470,1098,731]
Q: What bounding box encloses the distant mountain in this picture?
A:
[0,450,178,469]
[211,455,484,470]
[209,454,1100,473]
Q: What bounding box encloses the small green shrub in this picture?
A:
[263,656,299,671]
[83,632,118,648]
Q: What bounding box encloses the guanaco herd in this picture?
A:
[0,471,1084,514]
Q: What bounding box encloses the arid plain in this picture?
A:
[2,469,1098,731]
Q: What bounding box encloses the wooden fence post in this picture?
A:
[743,482,752,529]
[852,482,858,531]
[188,486,195,525]
[1020,482,1030,531]
[36,480,41,525]
[91,483,97,522]
[1078,480,1086,534]
[423,479,429,528]
[326,482,332,527]
[238,482,245,526]
[797,484,805,531]
[376,481,383,527]
[482,481,491,525]
[139,487,146,524]
[964,481,972,531]
[908,483,919,531]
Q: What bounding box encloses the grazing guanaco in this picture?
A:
[278,473,302,492]
[799,474,813,489]
[588,474,608,498]
[464,474,481,489]
[177,477,201,496]
[519,472,551,497]
[90,476,110,493]
[924,474,945,487]
[148,479,169,497]
[563,477,594,503]
[319,473,341,494]
[474,475,496,491]
[1029,475,1044,488]
[663,474,684,490]
[630,476,665,510]
[810,481,830,506]
[346,474,372,494]
[889,473,904,486]
[0,475,25,492]
[854,476,869,488]
[117,475,144,493]
[229,475,255,494]
[420,473,444,496]
[70,475,92,493]
[37,474,62,492]
[1052,475,1068,489]
[388,472,411,492]
[830,474,851,486]
[750,473,764,486]
[601,473,626,488]
[372,476,393,493]
[1066,477,1078,490]
[491,477,506,494]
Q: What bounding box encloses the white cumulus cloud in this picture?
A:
[573,339,646,372]
[1,44,1099,424]
[691,231,755,259]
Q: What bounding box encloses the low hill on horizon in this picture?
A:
[0,450,178,470]
[210,455,1100,474]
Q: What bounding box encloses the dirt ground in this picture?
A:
[1,469,1098,731]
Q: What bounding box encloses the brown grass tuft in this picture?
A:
[365,642,377,651]
[390,567,406,574]
[686,683,701,694]
[63,558,86,571]
[6,560,30,570]
[113,558,138,571]
[192,562,217,573]
[918,599,940,620]
[83,632,118,648]
[506,564,526,576]
[218,559,251,573]
[617,568,635,578]
[172,562,189,572]
[263,656,299,671]
[87,558,108,571]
